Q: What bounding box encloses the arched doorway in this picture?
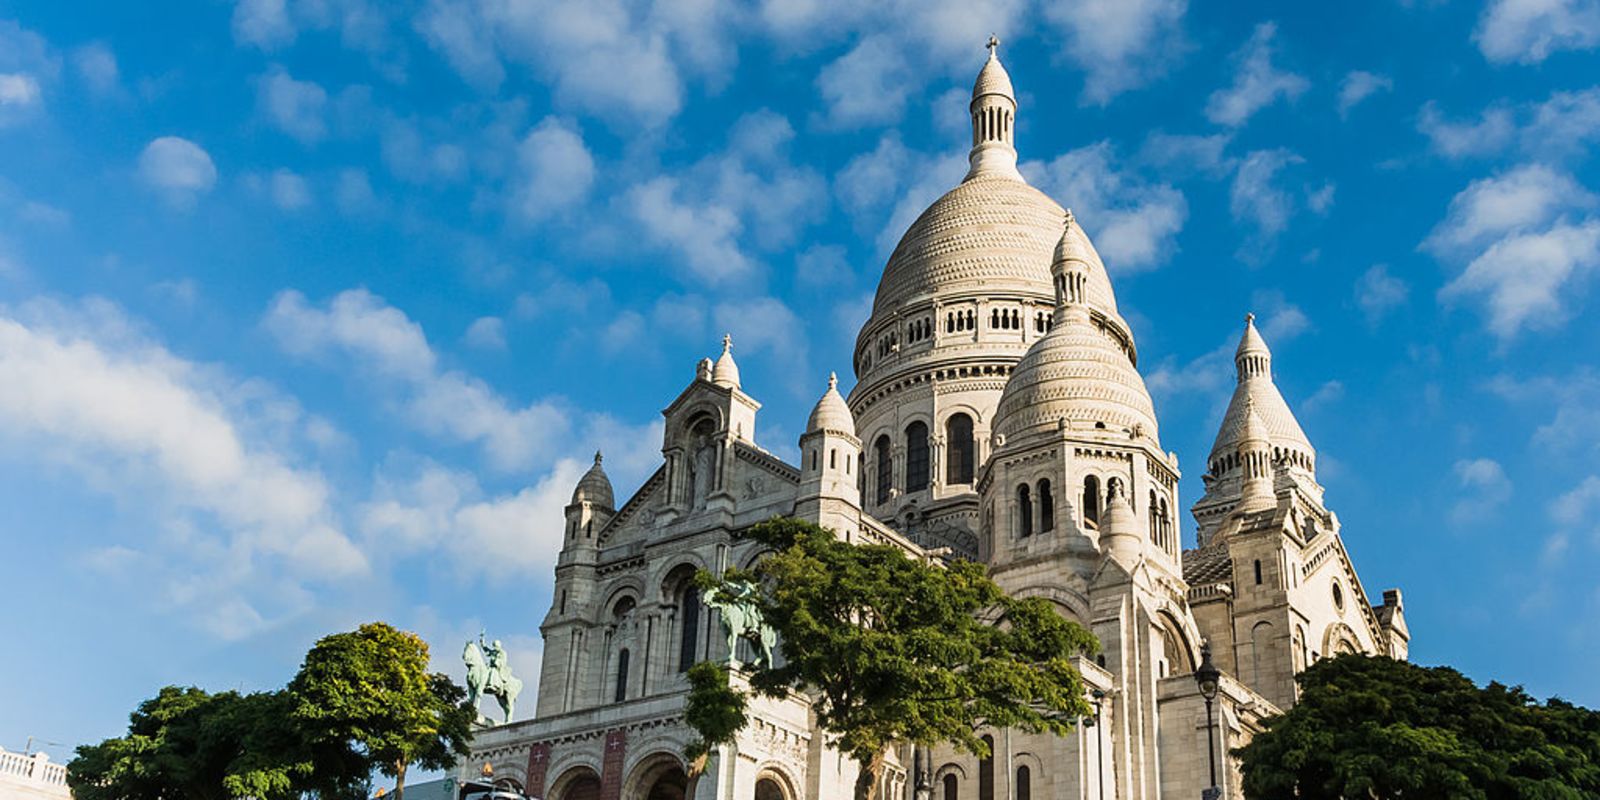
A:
[626,756,688,800]
[550,768,601,800]
[754,775,788,800]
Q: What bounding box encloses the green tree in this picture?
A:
[686,517,1098,800]
[67,687,332,800]
[1235,654,1600,799]
[289,622,474,800]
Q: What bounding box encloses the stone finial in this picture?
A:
[828,371,838,391]
[986,34,1000,57]
[712,333,741,389]
[593,450,603,465]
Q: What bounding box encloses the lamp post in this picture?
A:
[1089,689,1106,800]
[1194,642,1222,800]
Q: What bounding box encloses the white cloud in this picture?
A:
[625,110,825,284]
[0,298,365,637]
[1041,0,1187,105]
[1476,0,1600,64]
[1451,457,1512,523]
[713,297,811,395]
[1440,219,1600,338]
[259,65,328,143]
[1425,164,1595,254]
[1138,131,1234,177]
[138,137,218,207]
[1356,264,1409,324]
[1205,23,1309,128]
[380,116,469,185]
[626,176,753,284]
[513,117,595,222]
[72,43,119,96]
[1551,475,1600,528]
[1522,87,1600,159]
[815,34,914,129]
[1337,70,1391,118]
[336,168,379,215]
[0,73,42,125]
[265,289,579,472]
[415,0,504,90]
[234,0,297,49]
[463,316,506,350]
[1024,141,1189,273]
[1306,182,1336,215]
[1301,380,1345,413]
[1418,102,1516,159]
[1229,148,1304,258]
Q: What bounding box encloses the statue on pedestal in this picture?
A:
[464,633,523,725]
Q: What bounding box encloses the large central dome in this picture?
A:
[871,175,1122,319]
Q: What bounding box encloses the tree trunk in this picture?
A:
[395,760,408,800]
[852,748,889,800]
[682,752,710,800]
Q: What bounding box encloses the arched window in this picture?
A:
[875,436,892,505]
[1015,766,1030,800]
[943,774,957,800]
[1017,484,1033,538]
[678,586,700,672]
[614,648,630,702]
[1038,480,1054,532]
[1082,475,1101,527]
[905,422,930,493]
[1254,559,1263,585]
[991,309,1000,328]
[978,736,995,800]
[1159,496,1171,550]
[946,414,975,485]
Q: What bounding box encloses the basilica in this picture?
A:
[465,43,1410,800]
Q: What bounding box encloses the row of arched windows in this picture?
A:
[1015,479,1055,537]
[870,414,979,504]
[948,735,1030,800]
[972,104,1013,146]
[991,308,1022,330]
[1148,490,1172,552]
[906,317,933,344]
[947,310,978,333]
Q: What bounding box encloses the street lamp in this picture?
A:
[1088,689,1106,800]
[1194,642,1221,800]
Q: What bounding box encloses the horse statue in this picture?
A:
[703,579,777,669]
[463,634,523,725]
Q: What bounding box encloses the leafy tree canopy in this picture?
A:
[1236,654,1600,800]
[289,622,474,800]
[686,517,1098,800]
[69,622,470,800]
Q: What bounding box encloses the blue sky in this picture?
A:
[4,0,1600,759]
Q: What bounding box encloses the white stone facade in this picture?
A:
[467,43,1409,800]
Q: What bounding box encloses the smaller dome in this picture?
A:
[972,38,1015,103]
[1099,481,1143,566]
[993,313,1159,443]
[806,373,854,434]
[712,334,740,389]
[1239,396,1270,447]
[571,451,614,508]
[1053,211,1095,266]
[1236,312,1270,360]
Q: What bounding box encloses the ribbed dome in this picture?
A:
[1207,316,1314,467]
[806,373,854,434]
[992,313,1158,443]
[712,334,740,389]
[571,452,614,508]
[870,176,1122,318]
[972,51,1015,102]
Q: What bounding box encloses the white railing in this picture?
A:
[0,749,69,788]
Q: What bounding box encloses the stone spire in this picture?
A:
[966,35,1022,182]
[571,451,614,509]
[1235,397,1277,513]
[806,372,854,434]
[1051,211,1094,322]
[711,333,741,389]
[1099,480,1143,568]
[1207,314,1314,474]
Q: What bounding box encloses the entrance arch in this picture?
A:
[625,754,688,800]
[549,767,601,800]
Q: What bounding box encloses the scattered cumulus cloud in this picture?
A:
[1229,148,1305,260]
[1451,457,1512,523]
[512,117,595,222]
[1205,23,1309,128]
[1418,102,1516,159]
[1475,0,1600,64]
[1356,264,1410,324]
[72,43,119,96]
[233,0,297,49]
[0,297,364,637]
[270,169,312,211]
[463,316,506,350]
[1025,141,1189,272]
[1418,89,1600,162]
[815,35,914,129]
[1337,70,1392,117]
[1041,0,1188,105]
[1426,165,1600,338]
[138,137,218,207]
[259,65,329,143]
